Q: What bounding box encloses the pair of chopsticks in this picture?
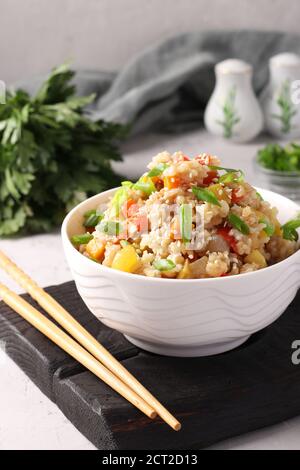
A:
[0,251,181,431]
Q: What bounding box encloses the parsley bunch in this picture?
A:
[0,64,125,236]
[257,142,300,173]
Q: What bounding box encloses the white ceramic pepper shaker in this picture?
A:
[260,52,300,139]
[204,59,263,143]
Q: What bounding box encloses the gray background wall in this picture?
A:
[0,0,299,83]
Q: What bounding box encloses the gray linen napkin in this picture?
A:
[16,30,300,134]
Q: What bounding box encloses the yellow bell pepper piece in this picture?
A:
[86,238,105,261]
[269,210,282,236]
[112,245,140,273]
[274,220,283,236]
[245,250,267,268]
[177,260,191,279]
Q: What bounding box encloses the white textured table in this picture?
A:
[0,129,299,450]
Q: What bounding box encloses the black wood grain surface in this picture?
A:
[0,281,299,449]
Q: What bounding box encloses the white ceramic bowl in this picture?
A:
[62,188,300,357]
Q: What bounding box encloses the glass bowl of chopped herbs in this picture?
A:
[255,142,300,202]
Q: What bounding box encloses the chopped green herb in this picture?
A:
[0,63,126,236]
[110,183,133,217]
[147,163,168,177]
[153,259,176,271]
[120,240,129,247]
[208,165,244,184]
[84,209,97,217]
[281,219,300,241]
[219,170,244,184]
[133,177,156,196]
[256,191,263,201]
[97,220,122,236]
[71,233,93,245]
[257,142,300,173]
[208,165,240,173]
[227,212,250,235]
[84,212,103,227]
[179,204,192,243]
[259,218,275,237]
[121,181,134,187]
[192,187,221,206]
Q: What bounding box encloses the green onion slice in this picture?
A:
[133,176,156,196]
[153,259,176,271]
[259,218,275,237]
[147,163,168,177]
[71,233,93,245]
[179,204,192,243]
[84,211,104,227]
[281,219,300,241]
[192,187,221,206]
[208,165,244,183]
[219,171,244,184]
[109,183,133,218]
[84,209,97,217]
[97,220,122,236]
[227,212,250,235]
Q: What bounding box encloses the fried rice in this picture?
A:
[72,151,299,279]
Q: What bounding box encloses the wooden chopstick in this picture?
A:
[0,251,181,431]
[0,282,156,419]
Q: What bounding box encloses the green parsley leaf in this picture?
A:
[0,63,126,236]
[257,143,300,172]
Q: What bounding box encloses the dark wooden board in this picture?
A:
[0,282,138,400]
[0,281,299,449]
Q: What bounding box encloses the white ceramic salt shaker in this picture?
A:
[204,59,264,143]
[260,52,300,139]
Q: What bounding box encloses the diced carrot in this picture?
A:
[85,238,105,261]
[122,199,138,218]
[163,175,181,189]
